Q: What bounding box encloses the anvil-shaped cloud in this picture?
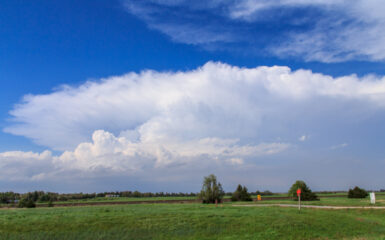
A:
[2,62,385,191]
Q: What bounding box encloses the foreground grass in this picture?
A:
[1,203,385,240]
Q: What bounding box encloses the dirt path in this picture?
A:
[233,204,385,209]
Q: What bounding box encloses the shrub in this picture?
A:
[18,198,36,208]
[348,186,368,198]
[288,180,318,201]
[198,174,225,204]
[253,190,273,196]
[231,184,252,202]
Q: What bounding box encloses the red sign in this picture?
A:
[296,189,301,196]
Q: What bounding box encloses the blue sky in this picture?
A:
[1,0,385,193]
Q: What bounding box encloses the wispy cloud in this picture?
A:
[123,0,238,45]
[298,135,308,142]
[123,0,385,62]
[330,143,348,150]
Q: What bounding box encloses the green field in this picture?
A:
[1,198,385,240]
[252,194,385,207]
[40,196,199,205]
[29,192,384,205]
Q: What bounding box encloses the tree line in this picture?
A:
[0,191,199,205]
[198,174,373,203]
[1,174,374,208]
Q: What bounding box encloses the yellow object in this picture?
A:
[257,195,261,201]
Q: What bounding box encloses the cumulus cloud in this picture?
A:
[5,62,385,151]
[57,129,289,171]
[0,150,54,181]
[0,130,288,182]
[123,0,385,62]
[3,62,385,189]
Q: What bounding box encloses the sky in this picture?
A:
[1,0,385,193]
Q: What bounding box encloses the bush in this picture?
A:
[198,174,225,204]
[253,190,273,196]
[288,180,318,201]
[18,198,36,208]
[231,185,252,202]
[348,186,368,198]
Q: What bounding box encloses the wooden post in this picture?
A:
[297,188,301,211]
[215,199,218,207]
[298,194,301,211]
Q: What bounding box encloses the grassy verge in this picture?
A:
[238,194,385,207]
[0,203,385,239]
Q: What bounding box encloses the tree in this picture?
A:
[348,186,368,198]
[288,180,318,201]
[231,184,252,201]
[48,200,54,207]
[253,190,273,196]
[18,198,36,208]
[198,174,225,203]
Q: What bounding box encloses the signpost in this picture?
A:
[370,192,376,204]
[297,189,301,211]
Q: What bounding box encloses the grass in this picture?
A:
[249,194,385,207]
[1,201,385,239]
[38,196,199,205]
[1,192,382,207]
[38,192,385,205]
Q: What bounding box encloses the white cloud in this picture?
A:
[298,135,307,142]
[330,143,348,150]
[0,129,288,181]
[123,0,385,62]
[0,150,54,181]
[5,62,385,152]
[227,158,244,165]
[228,0,343,20]
[57,129,288,171]
[232,0,385,62]
[123,0,236,45]
[3,62,385,187]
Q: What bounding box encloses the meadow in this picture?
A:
[41,196,198,205]
[1,197,385,240]
[251,193,385,207]
[30,192,385,206]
